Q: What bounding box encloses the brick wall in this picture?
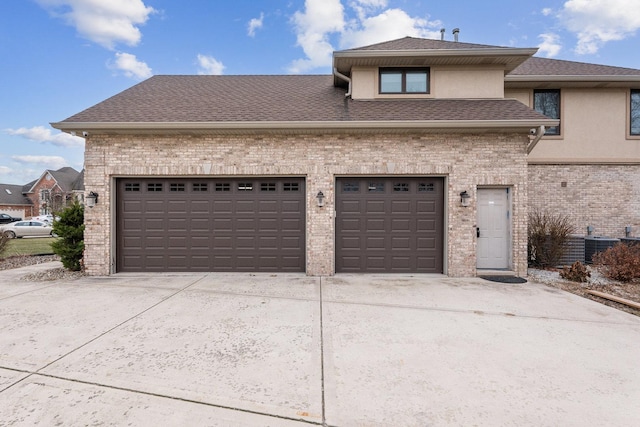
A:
[529,164,640,238]
[83,132,529,277]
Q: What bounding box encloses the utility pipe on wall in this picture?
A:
[333,68,352,98]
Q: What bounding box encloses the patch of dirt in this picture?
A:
[0,255,85,281]
[528,266,640,317]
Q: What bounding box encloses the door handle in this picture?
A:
[476,227,480,238]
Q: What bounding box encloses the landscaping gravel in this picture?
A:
[0,255,84,281]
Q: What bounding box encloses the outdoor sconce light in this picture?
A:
[86,191,99,208]
[587,225,594,236]
[316,191,325,208]
[460,191,470,207]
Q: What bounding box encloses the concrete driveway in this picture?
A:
[1,262,639,426]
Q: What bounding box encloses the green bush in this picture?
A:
[560,261,591,282]
[593,243,640,282]
[51,202,85,271]
[528,210,574,268]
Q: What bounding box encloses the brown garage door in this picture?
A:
[336,177,444,273]
[116,178,305,272]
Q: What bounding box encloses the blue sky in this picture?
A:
[1,0,640,185]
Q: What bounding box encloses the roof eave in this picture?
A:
[505,75,640,83]
[51,119,559,135]
[333,48,539,59]
[333,48,538,77]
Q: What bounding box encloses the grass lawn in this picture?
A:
[1,237,58,258]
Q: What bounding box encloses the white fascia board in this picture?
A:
[505,75,640,83]
[52,119,559,133]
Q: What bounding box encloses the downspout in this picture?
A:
[527,125,546,154]
[333,68,352,98]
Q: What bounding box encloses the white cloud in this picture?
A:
[37,0,155,50]
[541,8,553,16]
[0,166,12,175]
[197,54,225,75]
[341,8,441,50]
[12,155,69,170]
[537,33,562,57]
[560,0,640,54]
[288,0,441,73]
[112,52,152,79]
[248,12,264,37]
[288,0,346,73]
[5,126,85,148]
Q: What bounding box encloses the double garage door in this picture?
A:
[116,177,444,273]
[117,178,305,272]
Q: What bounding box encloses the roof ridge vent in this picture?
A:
[452,28,460,42]
[440,28,445,41]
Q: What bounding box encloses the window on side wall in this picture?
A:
[380,68,429,94]
[534,89,560,135]
[631,89,640,136]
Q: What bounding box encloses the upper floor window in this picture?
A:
[534,89,560,135]
[380,68,429,94]
[631,89,640,136]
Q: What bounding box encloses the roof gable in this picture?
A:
[25,167,81,193]
[339,36,501,51]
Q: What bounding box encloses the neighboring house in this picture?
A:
[51,36,639,277]
[23,167,83,216]
[0,183,32,219]
[0,167,83,219]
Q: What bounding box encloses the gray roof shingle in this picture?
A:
[0,184,31,206]
[58,75,550,125]
[510,56,640,76]
[339,36,500,51]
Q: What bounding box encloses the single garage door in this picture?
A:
[336,177,444,273]
[117,178,305,272]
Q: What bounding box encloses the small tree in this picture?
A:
[51,202,85,271]
[528,210,574,268]
[593,243,640,282]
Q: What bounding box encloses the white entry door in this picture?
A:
[477,188,510,269]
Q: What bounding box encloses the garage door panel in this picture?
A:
[282,236,303,249]
[213,200,233,213]
[340,200,361,213]
[282,218,302,231]
[366,237,385,249]
[282,200,302,213]
[117,178,305,272]
[391,218,410,231]
[144,200,165,214]
[366,218,385,231]
[366,200,385,213]
[336,177,443,273]
[391,200,411,213]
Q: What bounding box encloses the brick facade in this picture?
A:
[84,132,529,277]
[528,164,640,238]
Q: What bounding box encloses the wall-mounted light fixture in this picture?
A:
[625,226,632,237]
[86,191,99,208]
[587,225,594,236]
[460,191,470,207]
[316,191,325,208]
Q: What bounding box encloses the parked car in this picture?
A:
[31,214,55,223]
[0,221,54,238]
[0,213,22,224]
